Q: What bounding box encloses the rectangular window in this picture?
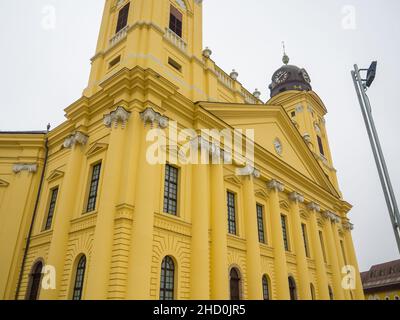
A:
[44,187,59,231]
[319,231,327,263]
[169,5,183,37]
[317,135,325,156]
[256,204,266,243]
[168,58,182,72]
[291,111,296,118]
[86,163,102,213]
[163,165,179,215]
[116,3,130,34]
[227,192,237,235]
[109,55,121,69]
[281,215,290,251]
[301,223,310,258]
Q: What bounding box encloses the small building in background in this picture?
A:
[361,259,400,300]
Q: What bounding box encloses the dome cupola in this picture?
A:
[269,48,312,98]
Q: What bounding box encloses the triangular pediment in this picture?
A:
[47,170,64,182]
[199,102,339,197]
[224,175,241,187]
[0,178,9,187]
[86,143,108,158]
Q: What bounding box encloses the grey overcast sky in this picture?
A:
[0,0,399,271]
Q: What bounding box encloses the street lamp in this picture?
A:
[351,62,400,254]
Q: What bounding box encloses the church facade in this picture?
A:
[0,0,364,300]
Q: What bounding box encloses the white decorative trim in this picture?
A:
[296,105,304,113]
[303,133,312,144]
[230,69,239,81]
[176,0,187,10]
[307,202,321,212]
[323,211,341,223]
[274,138,283,155]
[140,107,169,129]
[343,221,354,231]
[203,47,212,58]
[13,163,38,174]
[63,132,88,149]
[289,192,305,204]
[236,165,260,178]
[267,179,284,192]
[103,106,131,128]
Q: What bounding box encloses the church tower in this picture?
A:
[85,0,204,100]
[268,53,340,193]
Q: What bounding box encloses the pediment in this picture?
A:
[0,178,9,187]
[255,189,268,199]
[200,102,339,198]
[47,170,64,182]
[224,174,241,187]
[86,143,108,158]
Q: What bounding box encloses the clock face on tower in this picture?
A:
[301,69,311,83]
[273,70,289,84]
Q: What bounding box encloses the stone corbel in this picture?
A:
[323,211,341,223]
[236,165,260,178]
[140,107,169,129]
[267,179,284,192]
[103,106,131,128]
[63,131,88,149]
[343,221,354,231]
[307,202,321,212]
[289,192,305,204]
[13,163,38,174]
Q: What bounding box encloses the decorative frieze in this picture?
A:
[289,192,305,204]
[307,202,321,212]
[267,179,284,192]
[323,211,341,223]
[13,163,38,174]
[63,131,88,149]
[140,107,169,129]
[103,106,131,128]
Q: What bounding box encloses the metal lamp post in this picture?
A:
[351,62,400,254]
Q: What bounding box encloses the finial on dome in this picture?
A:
[282,41,289,65]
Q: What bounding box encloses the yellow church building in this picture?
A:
[0,0,364,300]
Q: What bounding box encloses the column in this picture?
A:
[322,212,345,300]
[85,107,131,300]
[267,180,290,300]
[41,132,88,300]
[343,221,365,300]
[190,163,210,299]
[242,175,263,300]
[126,107,168,299]
[332,221,351,300]
[289,192,311,300]
[210,162,229,300]
[307,202,330,300]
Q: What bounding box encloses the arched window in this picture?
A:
[72,255,86,300]
[310,283,316,300]
[262,275,270,300]
[26,261,43,300]
[394,295,399,300]
[328,286,334,300]
[230,268,241,300]
[160,256,175,300]
[385,296,390,301]
[288,277,297,301]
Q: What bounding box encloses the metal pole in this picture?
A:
[351,65,400,253]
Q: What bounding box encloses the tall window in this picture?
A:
[230,268,241,300]
[72,256,86,300]
[256,204,266,243]
[281,215,289,251]
[262,275,270,300]
[26,261,43,300]
[227,192,237,235]
[86,163,102,213]
[317,135,325,156]
[310,283,316,300]
[301,223,310,258]
[288,277,297,301]
[160,256,175,300]
[44,187,59,231]
[328,286,334,300]
[169,5,183,37]
[116,3,130,33]
[163,165,179,215]
[319,231,327,263]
